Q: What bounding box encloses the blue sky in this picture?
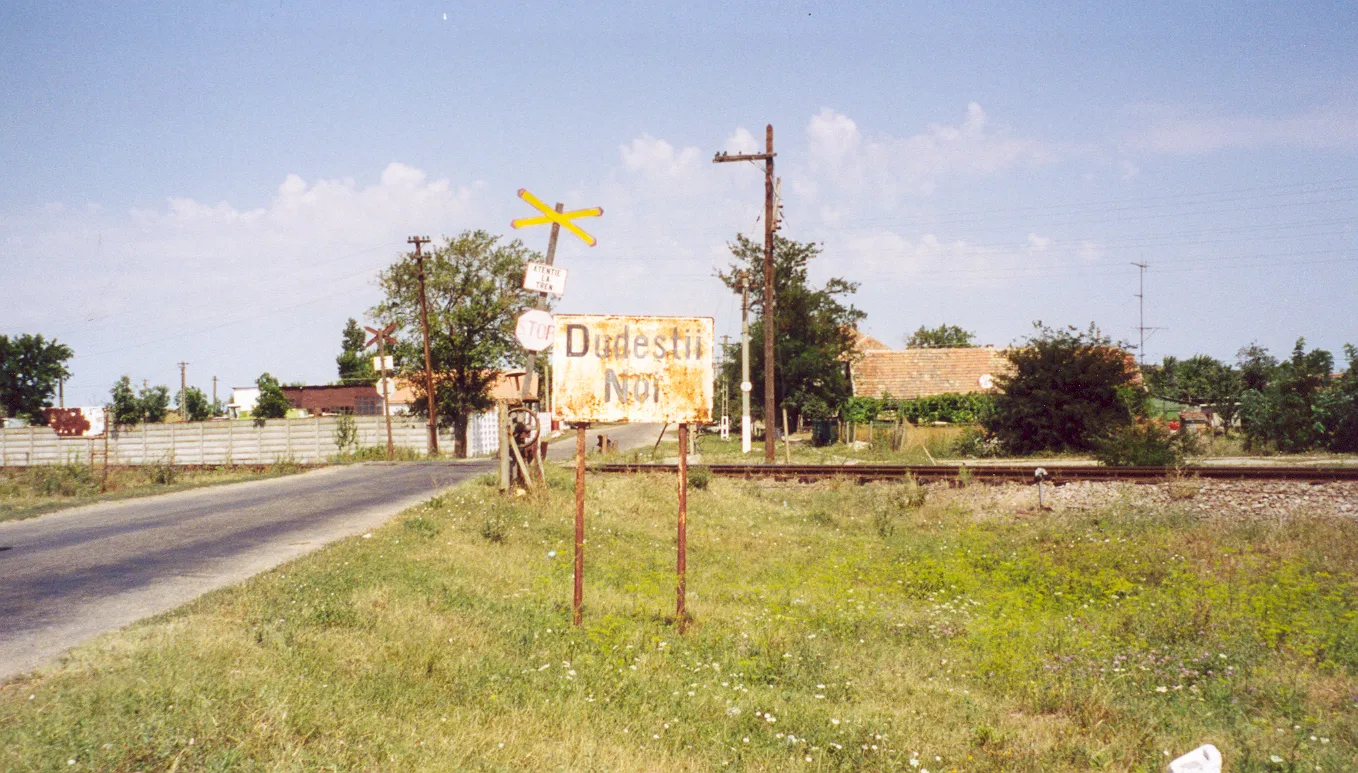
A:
[3,1,1356,406]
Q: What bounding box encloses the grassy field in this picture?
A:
[633,428,963,465]
[2,469,1355,771]
[0,461,306,523]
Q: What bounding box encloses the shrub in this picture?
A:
[333,414,358,454]
[985,323,1144,454]
[951,426,1005,458]
[1093,421,1190,467]
[894,392,995,425]
[686,465,711,490]
[151,455,178,485]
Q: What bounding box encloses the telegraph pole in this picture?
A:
[409,236,438,454]
[739,272,752,454]
[177,361,189,419]
[212,376,218,406]
[1131,262,1165,367]
[713,124,777,462]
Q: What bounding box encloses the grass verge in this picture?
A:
[0,462,309,523]
[2,470,1355,771]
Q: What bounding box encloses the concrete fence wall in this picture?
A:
[0,413,502,467]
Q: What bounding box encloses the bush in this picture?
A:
[1093,421,1191,467]
[951,426,1005,458]
[895,393,995,425]
[29,462,97,497]
[686,465,711,490]
[985,323,1144,454]
[333,414,358,454]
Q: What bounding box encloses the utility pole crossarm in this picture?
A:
[712,151,775,163]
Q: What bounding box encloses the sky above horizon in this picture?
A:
[3,1,1356,407]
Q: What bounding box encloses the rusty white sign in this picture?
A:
[552,315,713,424]
[522,262,568,296]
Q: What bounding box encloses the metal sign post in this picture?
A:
[573,423,588,626]
[676,422,689,632]
[365,323,398,460]
[552,315,714,632]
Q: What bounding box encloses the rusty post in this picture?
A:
[498,401,510,492]
[409,236,438,455]
[573,423,587,626]
[101,407,110,491]
[677,422,689,632]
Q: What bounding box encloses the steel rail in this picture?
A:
[590,462,1358,484]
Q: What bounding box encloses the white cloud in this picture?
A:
[619,135,702,179]
[801,104,1056,214]
[724,127,760,154]
[1027,233,1052,251]
[2,163,484,394]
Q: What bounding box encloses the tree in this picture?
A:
[0,333,73,425]
[1315,344,1358,453]
[1239,339,1333,452]
[336,318,377,385]
[716,234,864,429]
[1149,354,1242,433]
[110,376,141,426]
[179,386,212,422]
[138,384,171,423]
[371,230,542,457]
[984,323,1144,454]
[1236,342,1277,392]
[252,372,290,419]
[905,324,976,348]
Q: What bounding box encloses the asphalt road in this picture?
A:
[0,461,491,680]
[544,422,669,460]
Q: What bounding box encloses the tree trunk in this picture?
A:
[453,411,469,459]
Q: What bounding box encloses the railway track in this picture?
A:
[591,462,1358,484]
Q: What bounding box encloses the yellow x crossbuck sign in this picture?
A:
[511,188,603,247]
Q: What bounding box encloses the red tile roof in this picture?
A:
[851,347,1011,400]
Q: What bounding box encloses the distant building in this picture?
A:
[848,332,1009,400]
[227,386,260,418]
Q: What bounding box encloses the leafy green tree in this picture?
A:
[0,333,73,425]
[179,386,212,422]
[1236,342,1277,392]
[1239,339,1334,452]
[984,323,1144,454]
[1315,344,1358,453]
[904,324,976,348]
[1149,354,1242,434]
[716,234,864,429]
[371,230,542,457]
[110,376,141,426]
[252,372,291,420]
[138,384,171,423]
[336,318,378,385]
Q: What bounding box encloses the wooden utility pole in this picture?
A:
[177,361,189,419]
[713,125,777,462]
[408,236,438,454]
[212,376,218,406]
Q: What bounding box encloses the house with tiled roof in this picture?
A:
[848,332,1010,400]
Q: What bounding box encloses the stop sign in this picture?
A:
[515,309,556,351]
